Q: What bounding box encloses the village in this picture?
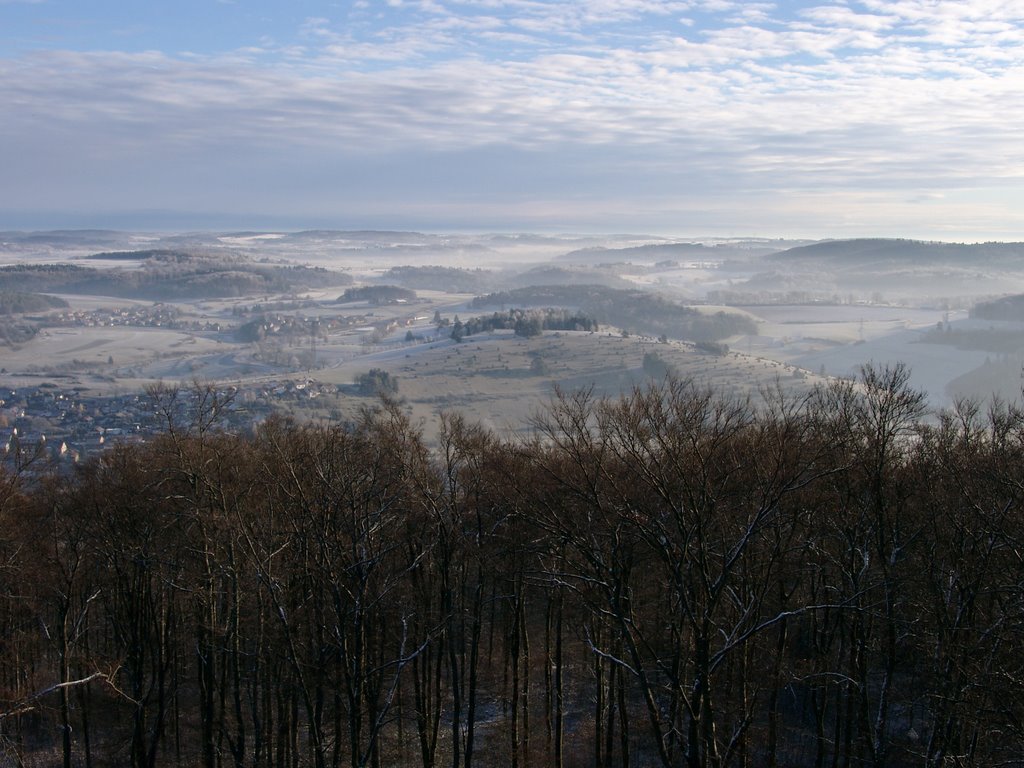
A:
[0,377,345,467]
[48,303,224,333]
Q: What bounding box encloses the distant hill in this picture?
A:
[0,291,68,314]
[338,285,417,304]
[85,248,234,262]
[380,266,494,293]
[557,240,796,264]
[972,294,1024,322]
[505,265,630,289]
[283,230,436,244]
[770,238,1024,266]
[559,242,713,263]
[0,257,351,299]
[0,229,143,253]
[0,229,127,245]
[472,285,756,342]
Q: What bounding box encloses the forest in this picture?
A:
[338,287,418,305]
[0,259,351,301]
[2,365,1024,768]
[452,309,598,341]
[0,293,69,316]
[381,268,494,295]
[471,286,756,342]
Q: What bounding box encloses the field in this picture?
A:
[736,304,985,407]
[307,329,821,438]
[3,230,1024,441]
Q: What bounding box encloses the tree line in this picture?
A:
[451,309,598,342]
[471,286,756,342]
[0,292,69,316]
[0,260,351,301]
[3,365,1024,767]
[338,286,418,305]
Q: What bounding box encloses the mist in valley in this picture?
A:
[2,229,1023,448]
[7,1,1024,764]
[8,228,1024,766]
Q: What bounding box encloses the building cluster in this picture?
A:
[1,386,152,464]
[238,312,364,342]
[241,312,420,346]
[0,378,344,467]
[49,304,223,332]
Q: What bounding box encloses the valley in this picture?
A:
[2,230,1022,451]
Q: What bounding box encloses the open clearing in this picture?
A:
[305,330,825,439]
[2,327,226,378]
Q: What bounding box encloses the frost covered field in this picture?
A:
[3,231,1024,430]
[732,304,984,407]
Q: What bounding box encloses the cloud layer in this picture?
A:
[3,0,1024,236]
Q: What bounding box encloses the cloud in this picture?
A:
[2,0,1024,235]
[6,42,1020,177]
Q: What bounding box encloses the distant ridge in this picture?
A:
[0,229,124,238]
[84,248,230,262]
[972,294,1024,321]
[0,230,134,247]
[770,238,1024,265]
[284,230,434,243]
[559,242,711,263]
[557,240,789,264]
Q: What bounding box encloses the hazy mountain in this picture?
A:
[770,238,1024,266]
[0,229,130,246]
[504,265,631,289]
[557,239,800,265]
[971,294,1024,322]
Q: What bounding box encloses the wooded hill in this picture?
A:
[0,291,65,346]
[769,238,1024,267]
[555,241,789,264]
[3,366,1024,767]
[452,308,598,340]
[379,267,494,294]
[338,285,418,305]
[0,292,68,315]
[472,286,756,341]
[0,255,351,300]
[971,293,1024,322]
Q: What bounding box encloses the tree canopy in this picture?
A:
[3,368,1024,767]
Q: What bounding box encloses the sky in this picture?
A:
[2,0,1024,239]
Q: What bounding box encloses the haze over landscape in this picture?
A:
[3,0,1024,236]
[4,0,1023,440]
[9,2,1024,767]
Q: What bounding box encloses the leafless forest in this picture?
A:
[3,364,1024,767]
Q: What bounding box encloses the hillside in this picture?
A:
[471,285,757,341]
[313,330,818,439]
[0,291,68,314]
[770,238,1024,266]
[558,239,792,264]
[971,293,1024,322]
[0,254,351,299]
[5,366,1024,767]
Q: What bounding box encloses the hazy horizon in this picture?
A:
[3,1,1024,241]
[2,221,1022,247]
